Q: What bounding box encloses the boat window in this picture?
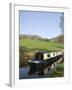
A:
[47,54,50,57]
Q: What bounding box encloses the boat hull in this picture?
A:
[28,54,62,75]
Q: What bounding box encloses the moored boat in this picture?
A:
[28,51,63,75]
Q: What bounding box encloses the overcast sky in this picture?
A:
[19,10,64,39]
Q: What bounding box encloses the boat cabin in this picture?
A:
[35,51,50,60]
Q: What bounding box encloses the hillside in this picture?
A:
[50,35,64,43]
[20,34,64,43]
[19,34,42,40]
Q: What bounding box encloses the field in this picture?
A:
[19,38,64,52]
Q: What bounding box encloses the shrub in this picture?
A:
[19,48,34,67]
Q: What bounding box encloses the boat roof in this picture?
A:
[36,51,48,54]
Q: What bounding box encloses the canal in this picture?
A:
[19,66,59,79]
[19,66,46,79]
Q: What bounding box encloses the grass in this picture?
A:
[19,38,64,52]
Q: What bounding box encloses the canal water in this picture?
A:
[19,66,55,79]
[19,67,44,79]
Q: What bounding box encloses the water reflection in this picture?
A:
[19,66,54,79]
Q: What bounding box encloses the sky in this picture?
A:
[19,10,64,39]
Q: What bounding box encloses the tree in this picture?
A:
[59,13,64,35]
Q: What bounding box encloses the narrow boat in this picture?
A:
[28,51,62,75]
